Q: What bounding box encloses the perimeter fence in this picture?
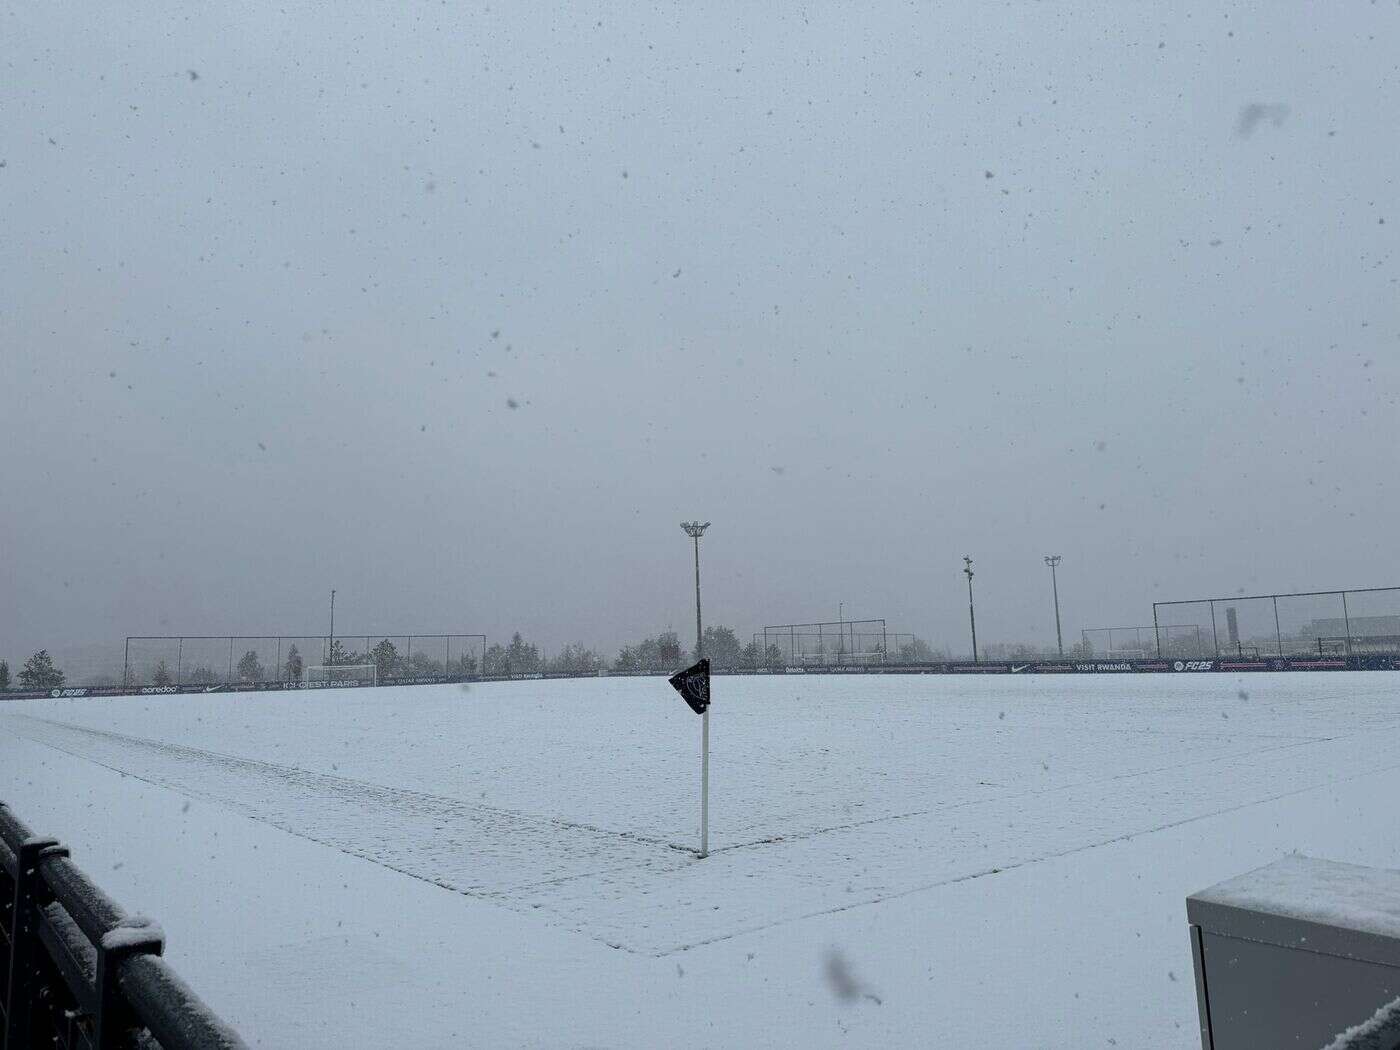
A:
[122,634,486,688]
[1152,587,1400,659]
[756,620,916,666]
[1080,625,1205,659]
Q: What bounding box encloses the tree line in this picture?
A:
[0,650,65,690]
[2,630,949,691]
[134,640,482,686]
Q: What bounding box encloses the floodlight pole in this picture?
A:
[681,521,711,858]
[963,556,979,663]
[1044,555,1064,657]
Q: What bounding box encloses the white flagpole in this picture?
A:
[680,520,713,859]
[700,705,710,858]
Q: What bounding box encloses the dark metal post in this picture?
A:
[694,539,702,659]
[328,589,336,666]
[694,541,702,659]
[123,637,130,688]
[680,522,710,659]
[1153,604,1162,657]
[1045,555,1064,656]
[94,918,164,1048]
[227,637,234,682]
[882,621,888,664]
[1209,601,1219,657]
[177,638,183,684]
[4,835,67,1046]
[1273,597,1283,658]
[963,556,978,663]
[1342,591,1352,656]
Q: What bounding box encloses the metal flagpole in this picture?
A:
[667,656,712,860]
[700,699,709,858]
[681,521,711,858]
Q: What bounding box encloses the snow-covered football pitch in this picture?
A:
[3,672,1399,1047]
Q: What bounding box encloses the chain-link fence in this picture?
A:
[1152,587,1400,658]
[757,620,893,666]
[122,634,486,687]
[1080,624,1205,659]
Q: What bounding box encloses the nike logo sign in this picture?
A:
[1011,665,1029,673]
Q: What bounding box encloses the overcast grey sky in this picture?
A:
[2,1,1397,666]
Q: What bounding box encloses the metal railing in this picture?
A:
[0,801,244,1049]
[1322,994,1400,1049]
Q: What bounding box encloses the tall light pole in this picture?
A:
[680,521,711,858]
[963,556,978,663]
[681,522,710,657]
[328,588,336,666]
[1044,555,1064,657]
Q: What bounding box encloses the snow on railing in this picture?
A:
[1321,995,1400,1050]
[0,801,245,1049]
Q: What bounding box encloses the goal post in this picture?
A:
[303,664,377,688]
[760,619,890,666]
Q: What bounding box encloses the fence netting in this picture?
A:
[1081,625,1204,659]
[759,620,890,666]
[1153,588,1400,658]
[123,634,486,686]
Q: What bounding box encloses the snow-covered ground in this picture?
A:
[3,672,1399,1047]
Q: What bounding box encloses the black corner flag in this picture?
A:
[668,658,710,715]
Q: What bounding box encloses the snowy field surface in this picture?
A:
[3,672,1400,1047]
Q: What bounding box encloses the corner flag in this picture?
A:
[668,658,710,715]
[667,657,712,857]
